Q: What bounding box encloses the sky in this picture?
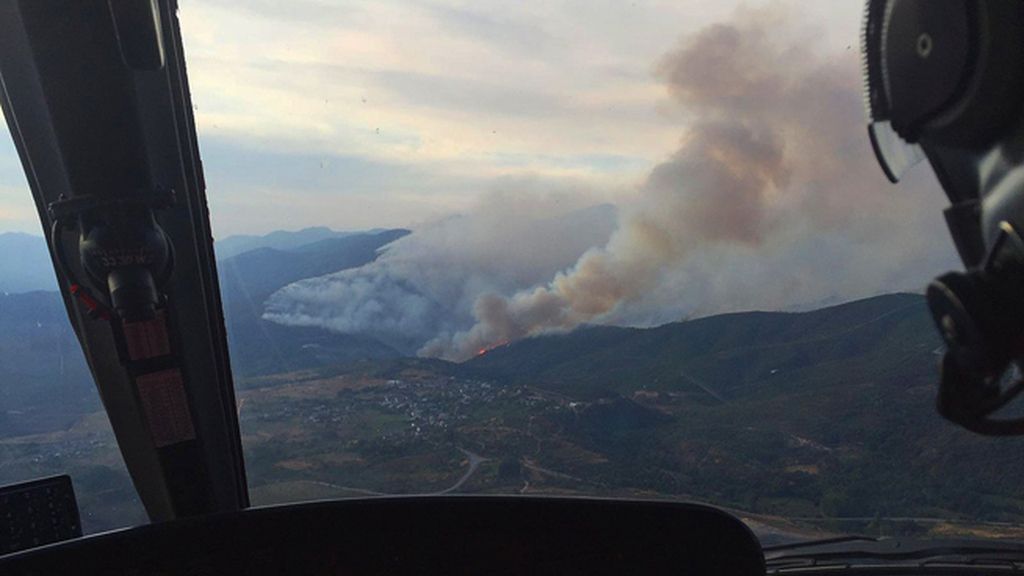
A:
[0,1,962,356]
[1,0,864,237]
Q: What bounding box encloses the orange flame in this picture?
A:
[476,340,510,356]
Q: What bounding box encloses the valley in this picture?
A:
[4,230,1024,544]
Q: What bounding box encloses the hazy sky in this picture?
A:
[0,0,865,237]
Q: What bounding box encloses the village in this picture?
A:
[239,373,565,445]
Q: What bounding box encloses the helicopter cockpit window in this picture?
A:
[6,0,1024,547]
[165,1,1024,543]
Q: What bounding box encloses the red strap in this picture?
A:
[70,284,110,320]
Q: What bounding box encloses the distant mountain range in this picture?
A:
[214,226,386,259]
[0,232,56,293]
[0,227,384,293]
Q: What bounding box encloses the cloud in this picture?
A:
[0,2,866,237]
[177,0,680,174]
[176,0,693,236]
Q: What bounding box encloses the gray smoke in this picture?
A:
[420,8,954,360]
[267,8,956,361]
[263,188,617,354]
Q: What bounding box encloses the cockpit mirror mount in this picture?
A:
[48,188,176,323]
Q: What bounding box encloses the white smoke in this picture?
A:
[419,8,955,360]
[263,187,617,353]
[266,7,957,361]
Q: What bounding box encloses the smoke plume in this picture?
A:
[420,9,951,360]
[263,189,617,354]
[267,8,956,361]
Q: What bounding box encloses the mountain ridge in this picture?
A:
[461,292,933,398]
[214,226,388,259]
[0,227,396,293]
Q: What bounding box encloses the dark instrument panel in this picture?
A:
[0,496,764,575]
[0,476,80,556]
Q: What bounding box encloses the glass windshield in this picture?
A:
[180,0,1024,543]
[2,0,1023,547]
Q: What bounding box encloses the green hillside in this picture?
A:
[456,294,1024,524]
[7,288,1024,535]
[464,293,934,398]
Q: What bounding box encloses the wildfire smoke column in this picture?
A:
[421,9,884,361]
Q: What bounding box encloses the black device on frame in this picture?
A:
[862,0,1024,435]
[0,476,80,556]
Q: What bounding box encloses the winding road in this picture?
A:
[436,448,489,495]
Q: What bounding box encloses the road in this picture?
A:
[291,479,385,496]
[436,448,489,495]
[679,369,727,403]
